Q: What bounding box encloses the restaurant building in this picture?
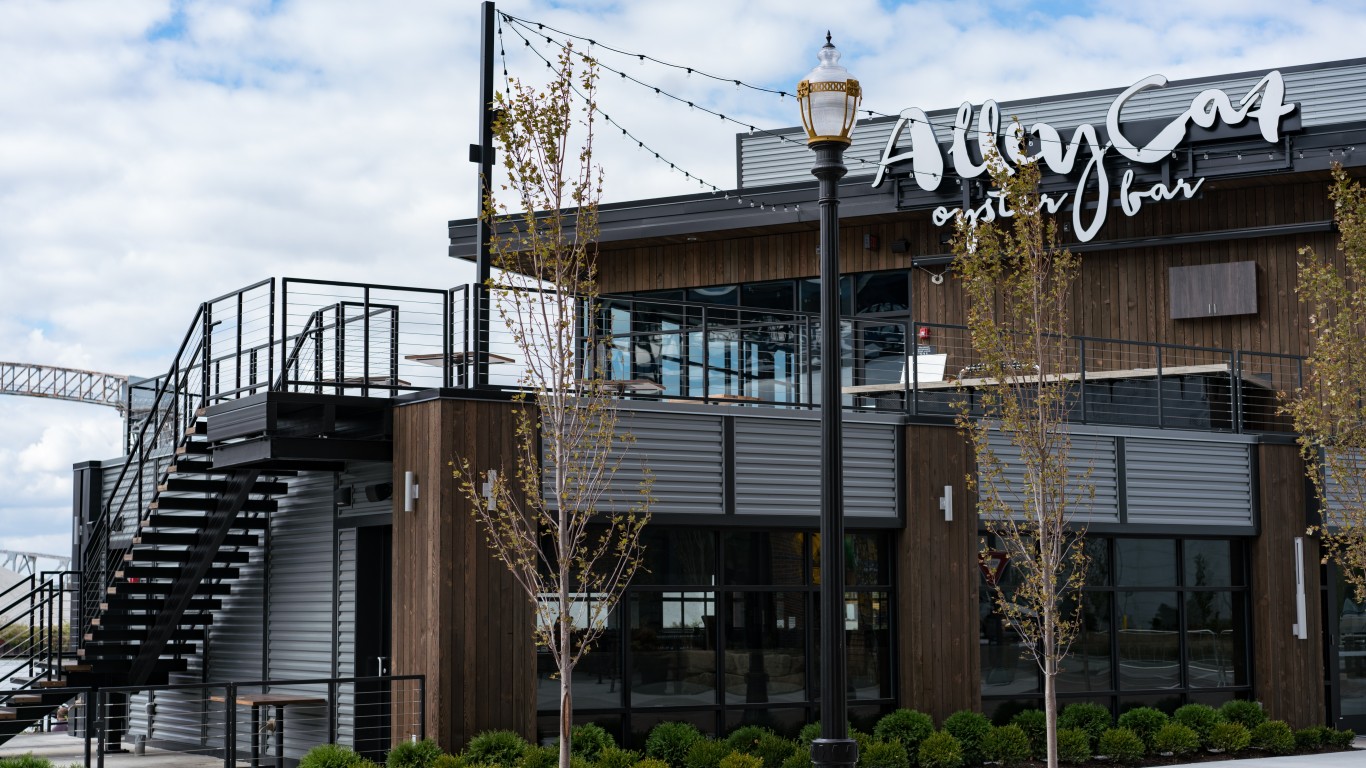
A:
[56,57,1366,757]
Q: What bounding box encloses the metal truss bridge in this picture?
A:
[0,362,129,413]
[0,550,70,575]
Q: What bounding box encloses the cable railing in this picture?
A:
[0,674,424,767]
[0,572,77,691]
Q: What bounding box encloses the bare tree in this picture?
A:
[453,47,650,768]
[1291,164,1366,599]
[952,148,1091,768]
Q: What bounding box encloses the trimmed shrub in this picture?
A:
[1097,727,1144,764]
[1206,721,1251,754]
[466,731,529,767]
[797,724,821,746]
[1219,699,1267,730]
[1056,728,1091,765]
[727,727,774,753]
[646,723,705,768]
[520,746,558,768]
[1172,704,1222,744]
[874,709,935,753]
[1008,710,1045,759]
[388,739,447,768]
[1294,727,1324,750]
[850,730,875,758]
[718,753,763,768]
[572,723,616,760]
[598,748,642,768]
[685,740,733,768]
[859,741,909,768]
[637,760,673,768]
[1152,723,1200,756]
[434,757,461,768]
[778,751,810,768]
[0,758,54,768]
[752,735,799,768]
[1250,720,1295,755]
[301,746,369,768]
[1328,728,1359,749]
[1116,706,1167,751]
[916,732,964,768]
[1058,702,1111,748]
[981,725,1030,767]
[941,711,991,765]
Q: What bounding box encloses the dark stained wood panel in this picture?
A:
[1251,442,1324,728]
[392,398,536,752]
[897,424,979,722]
[596,179,1343,361]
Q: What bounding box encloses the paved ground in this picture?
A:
[5,731,1366,768]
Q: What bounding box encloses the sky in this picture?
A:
[1,0,1365,563]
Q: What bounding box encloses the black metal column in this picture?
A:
[810,141,857,768]
[472,0,497,387]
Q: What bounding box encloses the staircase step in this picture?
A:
[84,628,201,642]
[0,710,14,721]
[100,596,222,612]
[92,612,214,629]
[133,531,261,548]
[150,497,276,513]
[79,642,197,659]
[158,478,288,495]
[175,441,211,456]
[124,549,251,564]
[141,513,267,531]
[64,657,186,681]
[166,458,224,474]
[116,565,239,581]
[109,581,232,596]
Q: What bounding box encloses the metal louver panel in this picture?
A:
[1125,438,1253,527]
[733,418,898,518]
[982,431,1120,524]
[546,410,725,515]
[336,527,358,747]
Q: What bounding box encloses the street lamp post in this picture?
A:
[797,33,861,768]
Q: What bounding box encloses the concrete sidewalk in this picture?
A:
[1164,749,1366,766]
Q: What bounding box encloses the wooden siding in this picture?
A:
[897,423,979,721]
[596,178,1341,358]
[1251,442,1324,728]
[392,398,536,751]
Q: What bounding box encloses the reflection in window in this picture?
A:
[1059,593,1112,693]
[724,592,807,704]
[1117,591,1181,690]
[1185,592,1247,688]
[724,532,804,586]
[637,529,716,586]
[630,592,717,708]
[1115,540,1177,587]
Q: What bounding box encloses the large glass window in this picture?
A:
[540,528,894,746]
[981,536,1250,719]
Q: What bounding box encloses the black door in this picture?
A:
[1326,565,1366,731]
[355,524,393,759]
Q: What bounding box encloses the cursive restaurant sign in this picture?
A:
[871,71,1298,242]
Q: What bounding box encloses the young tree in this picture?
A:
[951,148,1091,768]
[1291,164,1366,599]
[454,47,650,768]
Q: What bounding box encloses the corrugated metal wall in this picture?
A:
[267,470,338,761]
[1125,437,1254,527]
[740,61,1366,188]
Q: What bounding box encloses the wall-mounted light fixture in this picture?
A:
[404,471,420,513]
[940,485,953,522]
[1293,536,1307,640]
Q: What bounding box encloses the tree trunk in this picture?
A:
[1044,620,1059,768]
[560,671,573,768]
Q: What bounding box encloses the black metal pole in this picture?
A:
[472,0,497,388]
[810,141,857,768]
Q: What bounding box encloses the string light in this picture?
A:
[497,20,794,214]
